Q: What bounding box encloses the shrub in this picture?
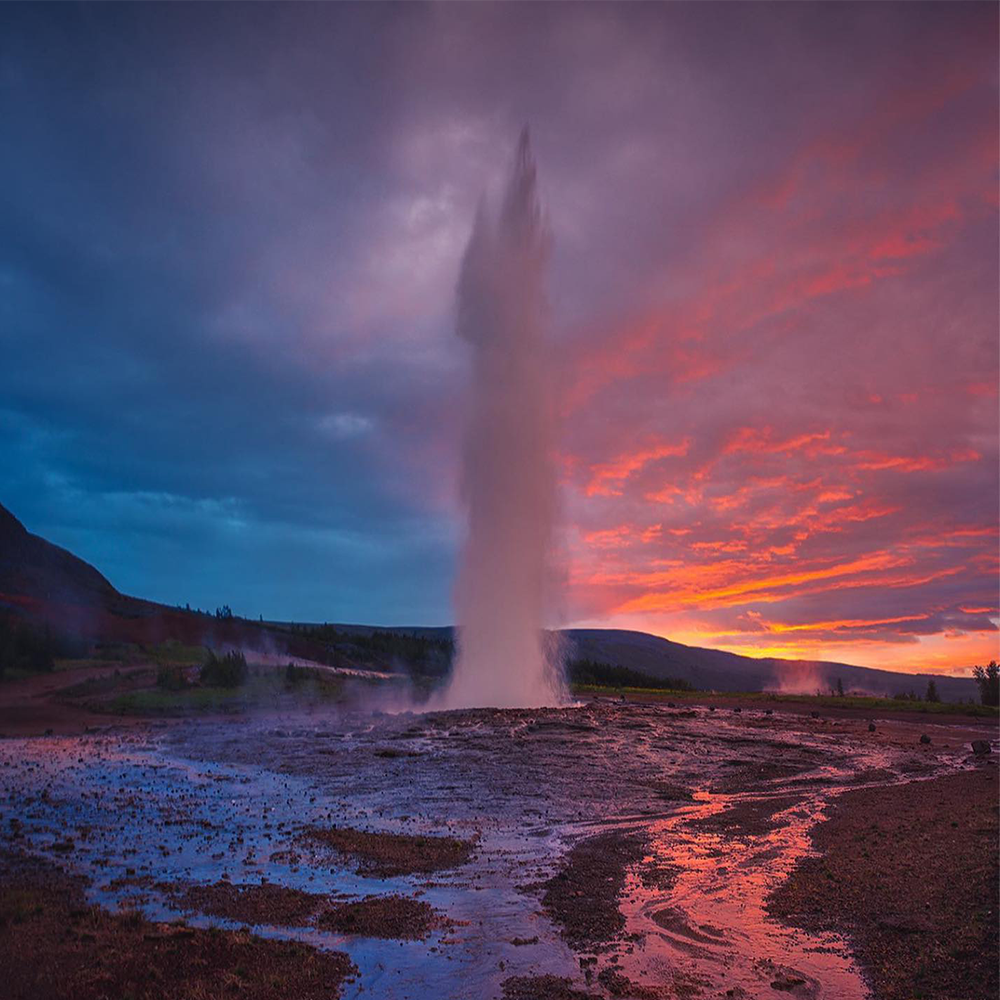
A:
[156,664,190,691]
[200,649,248,688]
[972,661,999,707]
[285,662,309,687]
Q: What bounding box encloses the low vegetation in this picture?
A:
[0,849,357,1000]
[200,649,249,688]
[316,895,441,939]
[155,663,192,691]
[570,684,998,717]
[175,881,324,927]
[300,826,474,876]
[107,686,251,716]
[566,657,694,691]
[0,615,88,680]
[105,668,353,716]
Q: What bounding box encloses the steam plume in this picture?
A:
[442,129,564,709]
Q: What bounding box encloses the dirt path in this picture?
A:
[0,662,153,736]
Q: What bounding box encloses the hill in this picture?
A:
[565,628,978,702]
[0,502,335,664]
[0,501,982,701]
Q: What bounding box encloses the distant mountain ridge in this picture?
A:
[0,502,330,661]
[326,622,978,701]
[0,501,980,701]
[564,628,978,702]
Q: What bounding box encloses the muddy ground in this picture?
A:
[0,670,996,999]
[769,769,998,1000]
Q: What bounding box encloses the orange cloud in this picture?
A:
[613,551,908,613]
[585,438,690,497]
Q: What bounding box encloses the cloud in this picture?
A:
[0,3,996,671]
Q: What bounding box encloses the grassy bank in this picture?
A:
[571,684,999,719]
[103,668,355,716]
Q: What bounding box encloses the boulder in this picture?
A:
[868,722,876,732]
[971,740,992,755]
[919,734,931,745]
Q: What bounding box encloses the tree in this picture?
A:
[925,678,940,703]
[201,649,248,688]
[972,661,999,707]
[835,677,845,697]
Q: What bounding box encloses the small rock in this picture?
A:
[667,702,676,709]
[708,706,716,712]
[810,711,820,719]
[765,709,773,715]
[734,707,742,714]
[868,722,876,732]
[919,734,931,745]
[44,728,54,736]
[971,740,991,755]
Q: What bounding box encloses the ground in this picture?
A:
[769,769,999,1000]
[0,661,996,999]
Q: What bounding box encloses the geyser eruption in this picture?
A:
[443,129,564,710]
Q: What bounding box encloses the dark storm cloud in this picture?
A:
[0,3,459,620]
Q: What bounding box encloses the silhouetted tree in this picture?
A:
[835,678,845,697]
[972,661,999,707]
[567,658,695,691]
[925,678,940,703]
[0,616,87,677]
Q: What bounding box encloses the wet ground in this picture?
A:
[0,698,993,999]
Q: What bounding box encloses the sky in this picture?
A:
[1,3,997,675]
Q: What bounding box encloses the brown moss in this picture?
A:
[175,880,325,926]
[0,850,356,1000]
[502,974,601,999]
[539,830,646,950]
[316,894,441,939]
[301,825,473,876]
